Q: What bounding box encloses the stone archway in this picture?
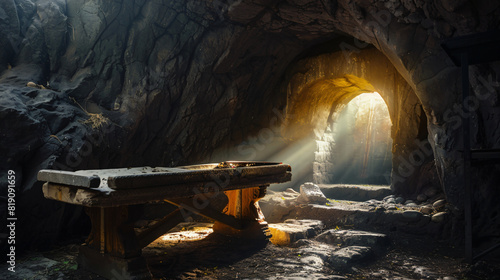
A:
[280,46,438,196]
[315,92,393,185]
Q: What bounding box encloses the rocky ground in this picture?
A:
[2,184,499,280]
[1,221,499,280]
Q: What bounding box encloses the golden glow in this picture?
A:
[321,91,392,184]
[283,75,376,140]
[157,226,213,242]
[352,92,388,115]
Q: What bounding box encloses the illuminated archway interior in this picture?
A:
[314,92,392,185]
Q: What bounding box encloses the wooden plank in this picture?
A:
[38,169,100,188]
[136,208,188,248]
[42,172,292,207]
[165,198,244,230]
[42,182,102,205]
[107,163,290,190]
[84,206,142,258]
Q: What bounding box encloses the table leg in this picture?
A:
[213,186,270,239]
[78,206,152,280]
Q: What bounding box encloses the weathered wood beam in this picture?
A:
[42,172,290,207]
[38,170,100,188]
[165,198,244,230]
[136,208,190,248]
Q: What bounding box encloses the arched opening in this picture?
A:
[220,46,437,196]
[271,46,437,196]
[314,92,392,185]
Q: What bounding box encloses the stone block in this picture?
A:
[315,230,388,248]
[297,182,327,204]
[328,246,373,270]
[269,219,324,246]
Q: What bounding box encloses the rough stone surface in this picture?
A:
[417,194,428,202]
[420,206,433,215]
[297,182,328,204]
[328,246,373,271]
[404,200,416,205]
[402,210,423,221]
[284,200,449,238]
[424,187,439,198]
[433,199,446,210]
[269,219,324,246]
[395,197,405,204]
[318,184,392,201]
[295,239,334,260]
[267,273,347,280]
[413,266,437,279]
[432,212,448,223]
[259,190,299,223]
[1,0,500,251]
[315,230,389,249]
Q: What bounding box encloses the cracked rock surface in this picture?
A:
[1,0,500,252]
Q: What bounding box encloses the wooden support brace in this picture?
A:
[136,208,189,248]
[212,185,270,239]
[165,197,244,230]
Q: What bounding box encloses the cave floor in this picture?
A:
[3,223,500,280]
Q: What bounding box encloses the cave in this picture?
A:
[1,0,500,279]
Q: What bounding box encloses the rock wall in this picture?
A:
[1,0,500,250]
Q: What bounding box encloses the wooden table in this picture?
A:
[38,161,292,279]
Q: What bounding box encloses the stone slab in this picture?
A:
[328,246,373,270]
[269,219,324,246]
[315,229,389,248]
[318,184,392,201]
[297,182,327,204]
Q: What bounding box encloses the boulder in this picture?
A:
[297,182,327,204]
[417,194,428,202]
[433,199,446,210]
[431,212,447,223]
[402,210,423,222]
[259,190,299,223]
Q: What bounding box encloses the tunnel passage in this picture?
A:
[221,45,438,196]
[314,92,393,185]
[276,46,439,196]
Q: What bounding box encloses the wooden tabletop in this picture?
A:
[39,161,292,207]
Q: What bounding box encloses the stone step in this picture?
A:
[268,219,324,246]
[261,185,449,237]
[291,229,386,273]
[287,202,448,237]
[318,184,392,201]
[328,246,374,271]
[315,229,389,249]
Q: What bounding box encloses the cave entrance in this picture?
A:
[313,92,392,185]
[277,46,435,195]
[226,47,435,195]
